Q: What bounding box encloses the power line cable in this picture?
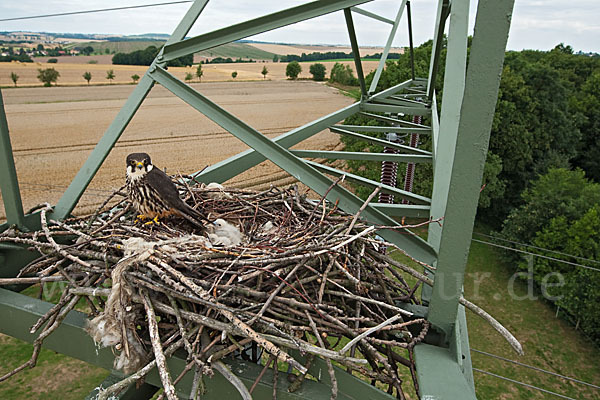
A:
[471,348,600,390]
[0,1,193,22]
[471,238,600,273]
[473,231,600,265]
[472,368,576,400]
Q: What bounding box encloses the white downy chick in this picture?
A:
[207,218,243,246]
[203,182,233,199]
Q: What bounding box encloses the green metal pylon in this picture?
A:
[0,0,515,398]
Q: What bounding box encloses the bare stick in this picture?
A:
[345,186,381,235]
[368,248,524,355]
[153,255,308,374]
[213,361,252,400]
[306,311,338,400]
[141,289,177,400]
[250,356,276,394]
[340,314,403,354]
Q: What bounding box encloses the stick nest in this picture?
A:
[2,183,439,399]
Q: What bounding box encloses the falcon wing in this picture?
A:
[145,168,208,227]
[145,168,183,207]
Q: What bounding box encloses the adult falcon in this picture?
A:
[125,152,207,229]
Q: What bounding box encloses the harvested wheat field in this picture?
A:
[0,60,381,87]
[247,42,404,57]
[0,80,355,221]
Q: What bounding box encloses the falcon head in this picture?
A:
[126,152,154,181]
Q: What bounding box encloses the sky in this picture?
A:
[0,0,599,53]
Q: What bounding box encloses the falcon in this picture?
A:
[125,152,207,229]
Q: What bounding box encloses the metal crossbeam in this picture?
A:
[426,0,515,339]
[368,0,408,93]
[161,0,372,62]
[333,124,431,134]
[0,288,383,400]
[335,124,430,133]
[196,102,360,184]
[330,126,432,155]
[291,150,432,163]
[344,8,368,98]
[371,203,430,218]
[361,102,431,116]
[51,0,211,221]
[304,159,431,205]
[359,112,432,129]
[150,65,437,263]
[351,6,394,24]
[427,0,450,99]
[0,89,25,228]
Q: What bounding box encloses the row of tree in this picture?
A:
[112,45,193,67]
[279,50,402,63]
[340,40,600,343]
[9,68,140,87]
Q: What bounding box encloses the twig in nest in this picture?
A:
[213,361,252,400]
[141,289,177,400]
[345,186,381,235]
[306,311,338,400]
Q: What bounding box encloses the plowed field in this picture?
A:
[0,80,355,220]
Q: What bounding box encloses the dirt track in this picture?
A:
[0,80,354,220]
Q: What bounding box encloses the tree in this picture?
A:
[309,63,326,81]
[112,46,192,67]
[47,58,58,63]
[82,71,92,85]
[231,71,238,79]
[272,54,279,62]
[261,66,268,79]
[329,62,358,86]
[82,46,94,56]
[10,72,18,87]
[131,74,140,84]
[105,48,110,54]
[286,61,302,80]
[196,64,203,82]
[185,72,193,83]
[501,168,600,257]
[106,69,115,84]
[37,68,60,87]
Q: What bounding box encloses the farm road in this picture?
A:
[0,80,354,220]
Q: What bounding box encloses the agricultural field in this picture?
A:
[0,79,355,221]
[246,42,404,57]
[0,60,381,87]
[194,42,278,60]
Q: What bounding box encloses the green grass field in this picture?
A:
[464,239,600,399]
[195,42,277,60]
[0,233,598,399]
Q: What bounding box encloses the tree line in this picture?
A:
[279,50,402,63]
[112,45,193,67]
[341,40,600,344]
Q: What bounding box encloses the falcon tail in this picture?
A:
[177,203,209,230]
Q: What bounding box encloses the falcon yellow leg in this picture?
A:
[135,214,147,222]
[144,216,161,226]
